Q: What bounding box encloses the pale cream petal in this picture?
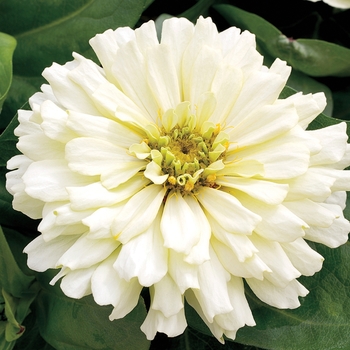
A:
[65,137,133,176]
[83,204,124,239]
[60,265,96,298]
[114,213,168,286]
[183,196,211,265]
[161,192,201,254]
[67,176,149,210]
[57,233,118,270]
[215,276,256,337]
[193,246,232,322]
[168,250,199,293]
[140,306,187,340]
[112,185,166,243]
[112,40,159,120]
[151,275,183,317]
[211,237,269,280]
[228,101,298,148]
[196,187,261,235]
[24,234,79,272]
[246,278,309,309]
[40,100,76,142]
[305,205,350,248]
[309,122,348,166]
[42,61,100,115]
[281,238,324,276]
[161,17,194,98]
[145,44,181,112]
[91,251,142,319]
[185,289,225,343]
[217,177,288,205]
[250,234,302,287]
[23,160,95,202]
[17,133,65,161]
[66,110,142,148]
[144,161,169,184]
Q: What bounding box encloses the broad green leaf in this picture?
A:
[0,33,16,113]
[214,4,350,77]
[0,227,39,350]
[35,270,150,350]
[0,226,34,297]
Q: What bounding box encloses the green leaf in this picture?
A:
[214,4,350,77]
[35,270,150,350]
[0,226,34,297]
[0,33,16,112]
[0,227,39,350]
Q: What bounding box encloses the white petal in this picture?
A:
[250,234,301,287]
[23,160,95,202]
[283,92,326,129]
[112,40,159,120]
[305,204,350,248]
[60,265,96,298]
[112,185,166,243]
[193,247,232,322]
[246,278,309,309]
[66,110,142,148]
[284,199,336,228]
[144,161,169,184]
[183,196,211,265]
[91,251,142,318]
[226,61,290,125]
[309,122,348,166]
[161,192,201,254]
[212,237,269,279]
[145,44,181,112]
[217,177,288,205]
[40,100,76,142]
[57,233,118,270]
[140,306,187,340]
[67,176,149,210]
[196,187,261,235]
[281,238,324,276]
[168,250,199,293]
[208,213,258,262]
[114,213,168,286]
[161,17,194,95]
[42,61,100,115]
[215,276,255,336]
[24,234,79,272]
[83,205,124,239]
[65,137,133,176]
[151,275,183,317]
[17,133,65,161]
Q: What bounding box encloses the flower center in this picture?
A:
[130,102,229,195]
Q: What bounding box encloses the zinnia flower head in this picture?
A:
[6,16,350,342]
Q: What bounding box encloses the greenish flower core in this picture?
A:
[132,102,230,195]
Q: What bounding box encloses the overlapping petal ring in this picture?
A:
[6,17,350,342]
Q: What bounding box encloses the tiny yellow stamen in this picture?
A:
[185,181,194,192]
[206,174,216,183]
[168,176,177,185]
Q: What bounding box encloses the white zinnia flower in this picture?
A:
[307,0,350,9]
[6,16,350,342]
